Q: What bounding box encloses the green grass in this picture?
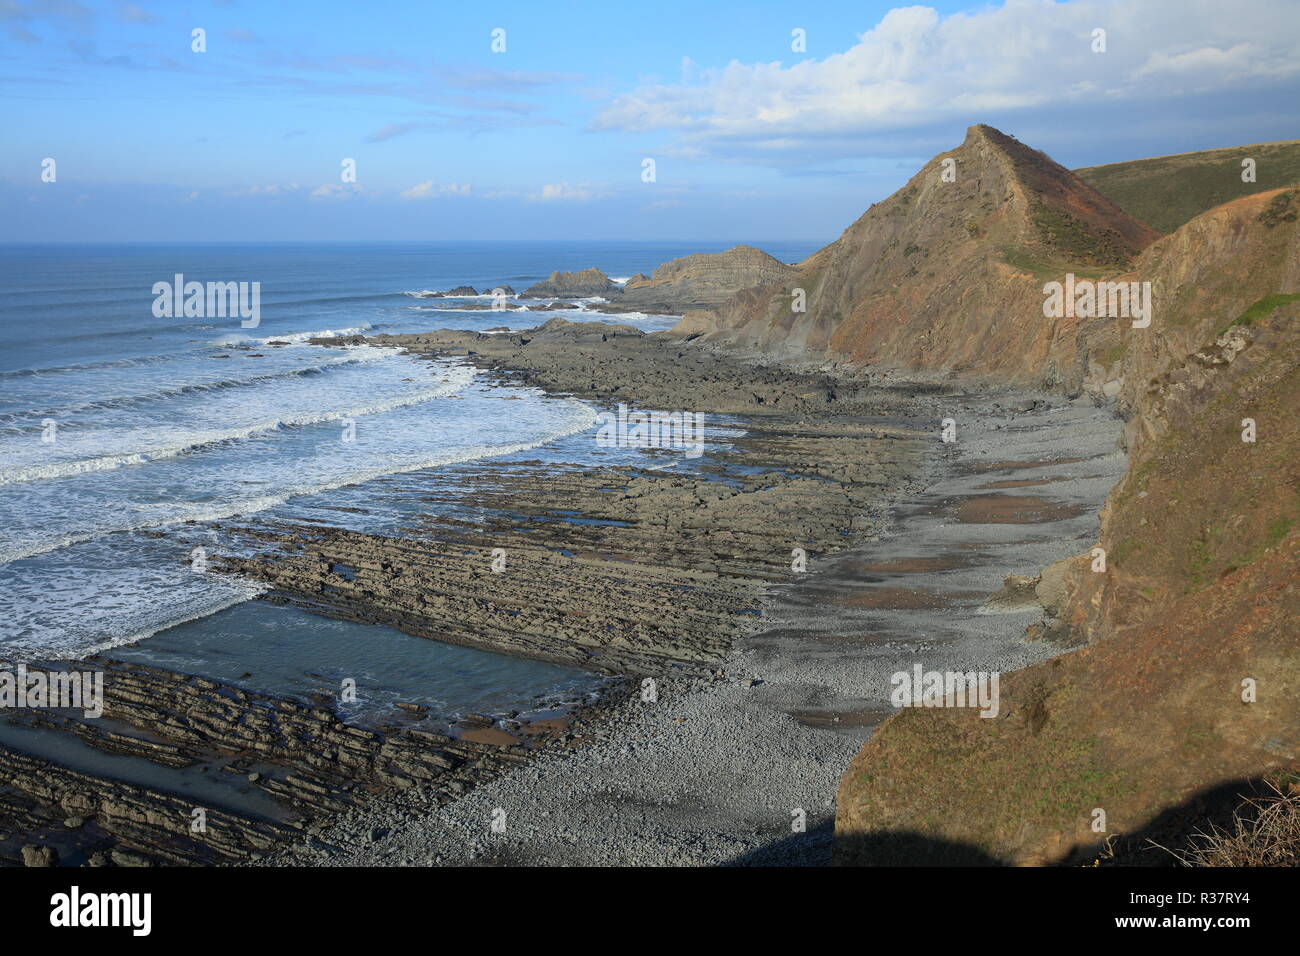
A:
[1075,140,1300,234]
[1113,536,1142,568]
[998,243,1111,281]
[1258,189,1299,228]
[1101,342,1127,366]
[1233,516,1296,571]
[1220,292,1300,334]
[1029,200,1136,267]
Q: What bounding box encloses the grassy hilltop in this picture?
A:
[1075,139,1300,234]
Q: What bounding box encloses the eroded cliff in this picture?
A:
[834,185,1300,865]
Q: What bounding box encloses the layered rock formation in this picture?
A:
[0,658,549,866]
[227,320,930,676]
[517,247,798,315]
[520,267,622,299]
[676,125,1161,391]
[359,318,885,412]
[616,245,797,314]
[1046,187,1300,645]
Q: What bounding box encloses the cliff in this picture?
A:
[676,125,1161,392]
[834,185,1300,865]
[617,244,797,313]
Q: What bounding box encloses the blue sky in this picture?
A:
[4,0,1299,241]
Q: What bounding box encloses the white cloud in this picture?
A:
[591,0,1300,161]
[400,180,471,199]
[532,182,603,202]
[1134,43,1264,78]
[309,183,364,200]
[232,183,300,197]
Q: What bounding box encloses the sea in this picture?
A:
[0,240,821,726]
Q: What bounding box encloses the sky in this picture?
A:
[3,0,1299,242]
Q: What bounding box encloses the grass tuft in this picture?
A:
[1156,783,1300,866]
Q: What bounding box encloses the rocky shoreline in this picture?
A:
[0,319,939,867]
[0,651,602,867]
[253,331,1124,865]
[408,245,799,317]
[2,310,1130,868]
[0,309,1132,868]
[216,320,934,676]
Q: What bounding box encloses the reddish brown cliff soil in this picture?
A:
[836,534,1298,865]
[834,185,1300,864]
[680,125,1161,392]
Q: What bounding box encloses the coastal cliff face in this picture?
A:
[519,246,800,315]
[619,244,798,313]
[833,181,1300,864]
[679,125,1161,391]
[1050,188,1300,646]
